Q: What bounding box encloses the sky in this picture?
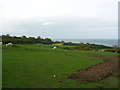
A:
[0,0,119,39]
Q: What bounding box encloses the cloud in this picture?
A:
[1,0,118,20]
[1,16,117,39]
[42,22,55,26]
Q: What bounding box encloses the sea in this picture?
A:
[53,39,119,47]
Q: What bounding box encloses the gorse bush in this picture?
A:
[104,49,120,53]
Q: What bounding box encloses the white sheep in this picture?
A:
[53,47,57,49]
[6,43,13,46]
[53,75,56,78]
[0,42,2,44]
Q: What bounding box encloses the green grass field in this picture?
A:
[2,44,119,88]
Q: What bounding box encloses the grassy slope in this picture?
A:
[2,44,118,88]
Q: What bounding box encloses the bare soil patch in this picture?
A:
[68,54,119,82]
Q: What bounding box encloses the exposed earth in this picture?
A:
[68,54,119,82]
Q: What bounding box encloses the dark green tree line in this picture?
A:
[1,34,54,44]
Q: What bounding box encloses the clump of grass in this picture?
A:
[12,45,19,47]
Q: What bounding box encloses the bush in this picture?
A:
[74,46,92,50]
[104,49,120,53]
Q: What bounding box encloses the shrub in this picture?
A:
[104,49,120,53]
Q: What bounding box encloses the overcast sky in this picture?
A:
[0,0,119,39]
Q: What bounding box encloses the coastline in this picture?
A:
[53,39,118,47]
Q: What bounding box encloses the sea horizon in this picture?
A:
[53,38,119,47]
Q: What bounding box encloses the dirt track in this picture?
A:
[68,55,119,82]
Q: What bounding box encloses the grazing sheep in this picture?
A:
[6,43,13,46]
[93,50,95,51]
[53,75,56,78]
[53,47,57,49]
[0,42,2,44]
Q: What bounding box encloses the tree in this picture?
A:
[2,34,54,44]
[37,36,41,39]
[22,35,27,39]
[42,38,53,44]
[6,34,10,38]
